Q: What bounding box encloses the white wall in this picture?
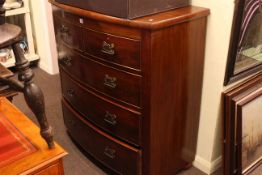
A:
[191,0,235,174]
[30,0,58,74]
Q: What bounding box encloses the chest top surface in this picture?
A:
[49,0,209,30]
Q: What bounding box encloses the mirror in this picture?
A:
[224,0,262,85]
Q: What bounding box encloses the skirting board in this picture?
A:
[193,155,222,174]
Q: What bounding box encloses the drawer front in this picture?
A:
[53,8,141,40]
[53,10,141,70]
[62,100,141,175]
[54,15,83,51]
[83,27,141,70]
[59,45,141,107]
[60,70,141,146]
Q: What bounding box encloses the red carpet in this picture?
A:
[0,112,37,168]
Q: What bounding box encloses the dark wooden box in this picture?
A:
[55,0,189,19]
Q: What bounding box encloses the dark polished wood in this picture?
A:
[54,15,142,71]
[141,16,208,175]
[50,0,209,30]
[0,63,18,101]
[0,0,54,149]
[58,44,142,107]
[0,23,22,48]
[55,0,189,19]
[12,43,55,149]
[53,10,142,40]
[51,1,209,174]
[54,18,83,51]
[62,99,142,175]
[82,27,141,70]
[60,69,142,146]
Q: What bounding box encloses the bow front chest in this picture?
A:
[50,1,209,174]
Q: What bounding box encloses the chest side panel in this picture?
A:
[141,17,208,175]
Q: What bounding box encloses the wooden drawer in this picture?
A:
[83,27,141,70]
[60,70,141,146]
[53,10,141,70]
[52,7,142,40]
[62,100,142,175]
[59,44,142,107]
[53,15,83,51]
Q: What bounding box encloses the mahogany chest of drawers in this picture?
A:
[50,1,209,174]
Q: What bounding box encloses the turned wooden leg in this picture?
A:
[12,42,55,149]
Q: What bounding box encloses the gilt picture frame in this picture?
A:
[223,74,262,175]
[224,0,262,85]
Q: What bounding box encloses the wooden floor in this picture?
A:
[13,67,222,175]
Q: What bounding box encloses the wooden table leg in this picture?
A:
[12,42,55,149]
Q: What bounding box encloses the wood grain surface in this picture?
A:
[0,97,67,175]
[0,23,22,48]
[50,2,209,174]
[50,0,209,30]
[60,69,142,146]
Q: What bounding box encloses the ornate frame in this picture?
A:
[224,0,262,85]
[223,73,262,175]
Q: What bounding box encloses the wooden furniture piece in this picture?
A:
[1,0,39,68]
[0,97,67,175]
[0,0,54,148]
[50,1,209,174]
[55,0,189,19]
[223,73,262,175]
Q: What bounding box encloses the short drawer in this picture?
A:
[60,70,141,146]
[62,100,142,175]
[53,9,142,40]
[59,45,142,107]
[53,15,83,51]
[83,27,141,70]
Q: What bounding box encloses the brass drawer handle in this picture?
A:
[67,89,75,97]
[104,74,117,88]
[60,25,69,33]
[104,147,116,159]
[101,41,115,55]
[104,111,117,126]
[63,56,72,67]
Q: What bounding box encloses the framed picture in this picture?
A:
[223,73,262,175]
[237,88,262,174]
[224,0,262,85]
